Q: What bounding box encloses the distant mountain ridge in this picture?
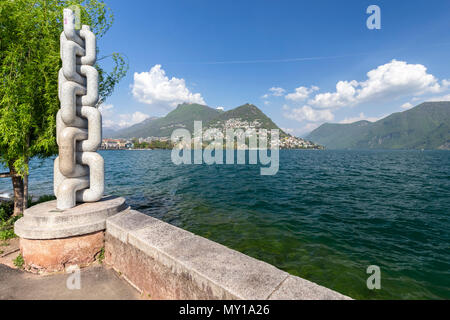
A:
[306,102,450,150]
[109,103,222,138]
[108,103,287,139]
[206,103,284,133]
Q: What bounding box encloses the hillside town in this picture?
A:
[210,118,263,130]
[205,118,323,149]
[101,137,173,150]
[102,117,323,150]
[279,135,323,149]
[101,139,134,149]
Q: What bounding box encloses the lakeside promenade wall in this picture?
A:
[105,209,351,300]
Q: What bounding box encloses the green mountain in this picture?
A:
[103,116,158,138]
[110,103,289,138]
[111,103,222,138]
[306,102,450,150]
[206,103,286,135]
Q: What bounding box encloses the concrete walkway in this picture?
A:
[0,263,141,300]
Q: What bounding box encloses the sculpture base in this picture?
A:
[14,196,127,239]
[20,231,104,272]
[14,196,128,272]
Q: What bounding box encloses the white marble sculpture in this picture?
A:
[54,8,104,210]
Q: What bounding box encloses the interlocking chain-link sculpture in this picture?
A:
[54,8,104,210]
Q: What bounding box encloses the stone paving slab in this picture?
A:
[0,238,21,269]
[161,234,290,300]
[0,238,20,258]
[106,209,159,243]
[0,263,140,300]
[268,275,351,300]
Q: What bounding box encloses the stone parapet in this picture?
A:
[105,210,352,300]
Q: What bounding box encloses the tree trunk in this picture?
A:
[24,172,28,210]
[24,139,30,210]
[9,164,24,216]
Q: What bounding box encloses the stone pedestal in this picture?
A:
[20,231,104,272]
[14,196,127,272]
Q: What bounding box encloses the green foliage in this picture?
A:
[98,52,128,105]
[0,201,13,221]
[0,0,128,176]
[1,195,57,223]
[0,203,21,240]
[97,247,104,264]
[0,200,16,241]
[13,253,24,269]
[0,228,15,241]
[31,194,57,206]
[0,208,7,223]
[134,140,173,149]
[25,194,57,208]
[0,194,57,240]
[307,102,450,150]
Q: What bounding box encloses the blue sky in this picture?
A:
[97,0,450,136]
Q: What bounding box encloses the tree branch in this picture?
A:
[0,172,18,178]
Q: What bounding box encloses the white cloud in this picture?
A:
[103,119,116,129]
[428,93,450,102]
[285,86,319,102]
[131,64,205,111]
[98,103,114,117]
[282,127,295,134]
[339,112,383,124]
[301,123,321,134]
[99,104,117,129]
[310,80,358,108]
[283,123,321,136]
[261,87,286,99]
[357,60,441,99]
[400,102,413,109]
[309,60,446,109]
[99,104,150,129]
[117,112,150,128]
[216,106,225,111]
[283,105,334,122]
[269,87,286,96]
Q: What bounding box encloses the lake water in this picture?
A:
[1,149,449,299]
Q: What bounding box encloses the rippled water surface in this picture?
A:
[1,150,449,299]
